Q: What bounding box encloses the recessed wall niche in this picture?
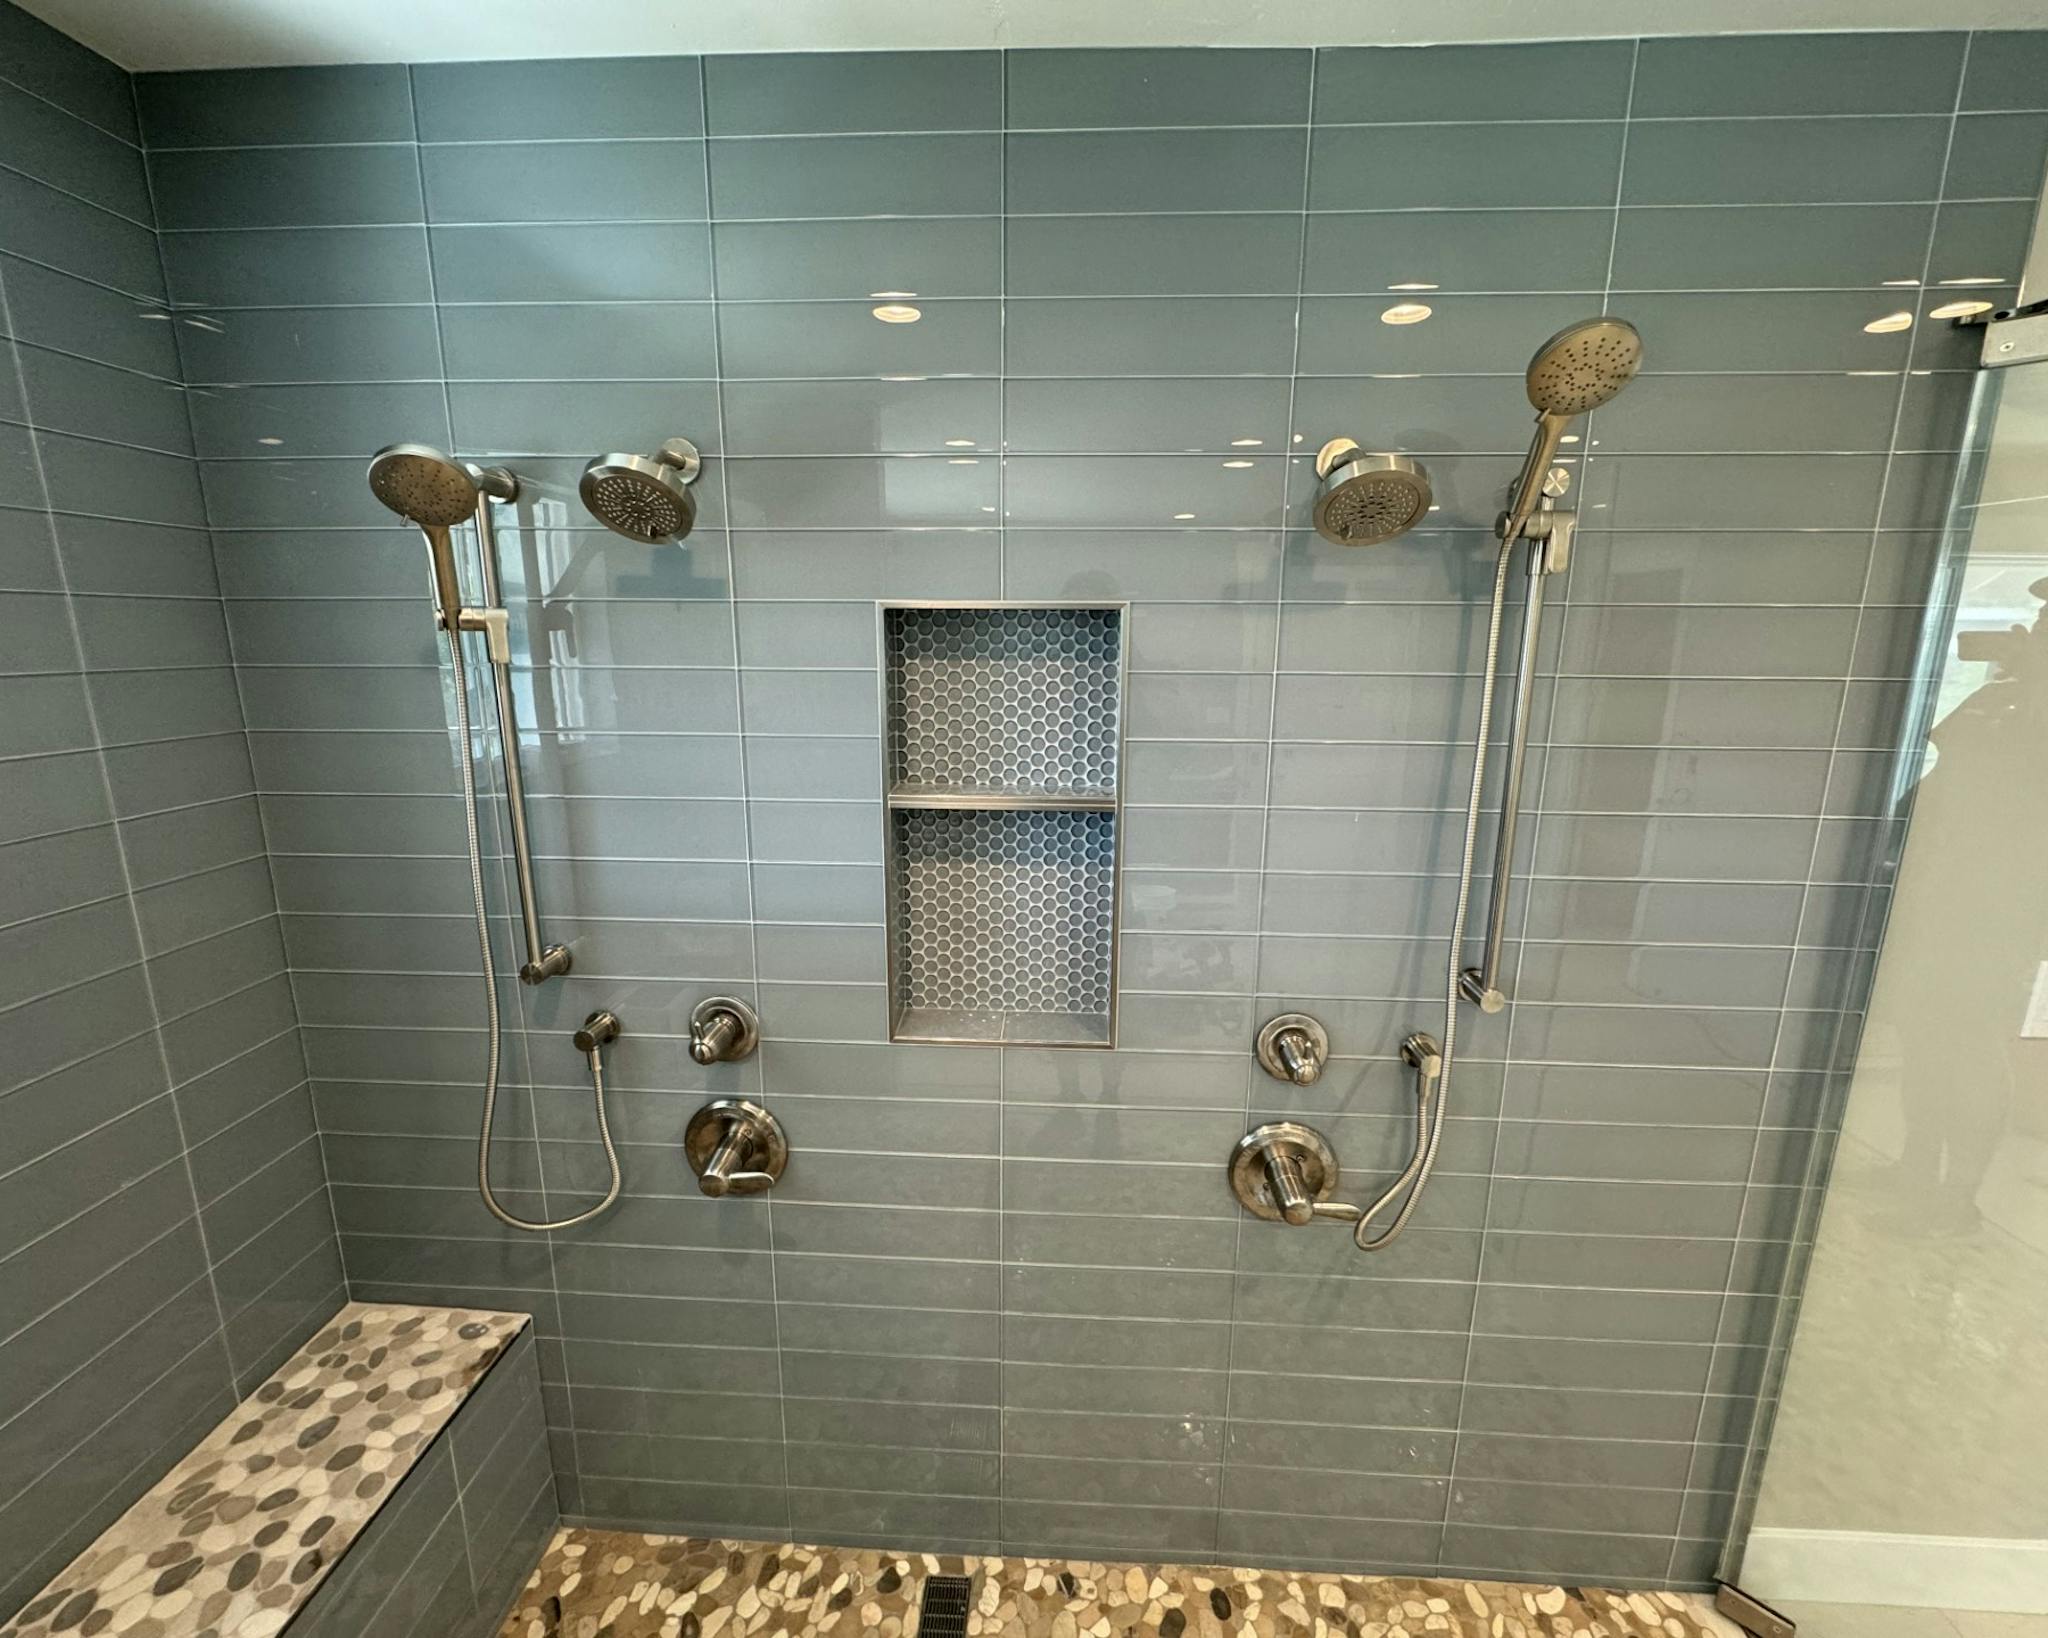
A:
[881,604,1126,1048]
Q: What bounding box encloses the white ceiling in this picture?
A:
[26,0,2048,72]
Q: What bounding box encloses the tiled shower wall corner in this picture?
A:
[0,1,345,1612]
[0,11,2042,1606]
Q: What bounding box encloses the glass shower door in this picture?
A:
[1720,343,2048,1635]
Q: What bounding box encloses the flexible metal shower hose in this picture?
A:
[1349,537,1519,1251]
[446,627,622,1233]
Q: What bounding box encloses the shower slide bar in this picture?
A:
[1457,486,1576,1015]
[366,445,569,985]
[463,463,572,986]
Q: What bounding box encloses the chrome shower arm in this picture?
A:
[465,468,570,986]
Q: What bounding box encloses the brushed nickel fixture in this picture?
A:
[1230,1036,1443,1234]
[1229,1122,1340,1225]
[366,444,568,987]
[1269,317,1642,1255]
[580,437,701,543]
[689,996,761,1065]
[1343,316,1638,1252]
[1457,462,1573,1016]
[366,441,481,635]
[367,443,617,1233]
[684,1098,788,1197]
[1461,318,1643,1014]
[1254,1012,1328,1086]
[1311,440,1434,545]
[476,1009,624,1234]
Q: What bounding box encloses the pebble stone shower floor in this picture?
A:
[499,1530,1745,1638]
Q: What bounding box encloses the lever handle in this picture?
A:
[684,1098,788,1198]
[696,1119,759,1197]
[691,1009,743,1065]
[1229,1120,1339,1226]
[1273,1028,1322,1086]
[1259,1143,1316,1225]
[1254,1013,1329,1085]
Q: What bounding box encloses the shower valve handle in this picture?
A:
[1229,1121,1340,1227]
[1261,1143,1316,1225]
[689,997,762,1065]
[1255,1013,1329,1086]
[1274,1029,1320,1085]
[685,1099,788,1197]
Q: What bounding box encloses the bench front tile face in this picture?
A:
[1,1304,528,1638]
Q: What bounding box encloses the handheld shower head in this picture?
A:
[1312,440,1434,547]
[1499,316,1643,543]
[368,443,479,527]
[580,437,701,543]
[368,442,481,620]
[1525,317,1642,417]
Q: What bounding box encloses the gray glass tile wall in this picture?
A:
[3,10,2044,1607]
[0,1,345,1613]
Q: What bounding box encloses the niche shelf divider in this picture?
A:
[880,602,1127,1050]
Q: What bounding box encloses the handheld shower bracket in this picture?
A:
[521,945,572,985]
[453,605,511,664]
[1517,504,1575,574]
[465,462,518,503]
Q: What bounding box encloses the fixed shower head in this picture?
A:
[580,437,701,543]
[1312,440,1434,547]
[1524,317,1642,417]
[368,442,482,621]
[367,442,478,528]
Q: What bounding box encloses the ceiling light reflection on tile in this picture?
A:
[1862,311,1914,334]
[1388,282,1439,292]
[1381,303,1432,326]
[1930,300,1995,318]
[1221,459,1256,469]
[872,304,921,324]
[944,438,976,447]
[1230,438,1263,447]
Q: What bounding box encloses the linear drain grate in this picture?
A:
[917,1574,974,1638]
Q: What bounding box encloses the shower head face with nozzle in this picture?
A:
[580,438,701,543]
[1312,442,1434,547]
[367,443,478,527]
[1525,317,1643,417]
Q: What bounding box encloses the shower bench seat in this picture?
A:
[1,1303,556,1638]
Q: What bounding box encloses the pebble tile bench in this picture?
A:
[1,1304,555,1638]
